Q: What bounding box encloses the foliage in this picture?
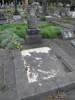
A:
[0,22,62,49]
[38,23,62,38]
[0,23,27,49]
[0,23,27,38]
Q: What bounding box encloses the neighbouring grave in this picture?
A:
[70,39,75,47]
[13,15,22,22]
[13,0,21,22]
[0,11,7,24]
[60,29,74,40]
[25,4,41,44]
[58,3,70,17]
[13,46,75,100]
[14,0,19,15]
[31,2,43,17]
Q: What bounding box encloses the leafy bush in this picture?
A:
[38,23,62,38]
[0,23,26,49]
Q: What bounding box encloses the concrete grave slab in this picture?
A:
[61,29,74,40]
[0,50,18,100]
[12,46,75,100]
[70,39,75,47]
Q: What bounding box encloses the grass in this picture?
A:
[0,22,62,49]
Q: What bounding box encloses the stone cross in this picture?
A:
[27,5,38,29]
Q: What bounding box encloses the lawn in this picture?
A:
[0,22,62,49]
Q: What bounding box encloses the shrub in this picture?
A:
[39,23,62,38]
[0,23,26,49]
[0,22,62,49]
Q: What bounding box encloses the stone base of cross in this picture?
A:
[25,28,42,44]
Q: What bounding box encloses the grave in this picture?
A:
[69,5,75,18]
[58,3,69,17]
[13,46,75,100]
[25,4,41,44]
[13,15,22,22]
[13,0,20,22]
[70,39,75,47]
[31,2,43,17]
[0,11,7,24]
[14,0,19,15]
[60,29,74,40]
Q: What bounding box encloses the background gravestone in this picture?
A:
[31,2,43,17]
[60,29,74,40]
[14,0,19,15]
[0,11,7,24]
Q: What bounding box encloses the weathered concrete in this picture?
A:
[0,39,75,100]
[0,50,18,100]
[12,46,75,100]
[25,34,41,44]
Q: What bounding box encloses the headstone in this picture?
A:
[13,15,22,22]
[1,4,5,8]
[53,11,61,18]
[10,2,14,7]
[26,4,41,44]
[66,4,70,16]
[59,3,68,17]
[42,0,48,15]
[14,0,19,15]
[70,11,75,18]
[61,29,74,40]
[0,11,7,24]
[31,2,43,16]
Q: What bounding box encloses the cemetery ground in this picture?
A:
[0,22,75,100]
[1,9,75,100]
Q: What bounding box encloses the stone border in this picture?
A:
[12,46,75,100]
[0,50,18,100]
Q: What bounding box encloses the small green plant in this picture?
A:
[38,23,62,38]
[0,28,24,49]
